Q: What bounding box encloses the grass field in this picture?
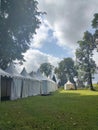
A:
[0,88,98,130]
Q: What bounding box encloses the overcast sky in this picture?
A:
[20,0,98,73]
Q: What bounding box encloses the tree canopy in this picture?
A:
[0,0,41,69]
[92,13,98,29]
[76,31,97,90]
[55,58,77,88]
[92,13,98,51]
[39,63,53,77]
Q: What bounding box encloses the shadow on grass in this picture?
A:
[0,89,98,130]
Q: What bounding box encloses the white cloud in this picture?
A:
[18,0,98,73]
[30,19,51,48]
[20,49,60,72]
[38,0,98,49]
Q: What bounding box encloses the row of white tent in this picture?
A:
[0,64,58,101]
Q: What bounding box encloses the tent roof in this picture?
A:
[21,67,33,80]
[29,71,39,80]
[66,80,73,85]
[0,68,12,77]
[29,71,36,77]
[5,63,23,78]
[36,70,54,82]
[36,70,48,81]
[29,70,57,83]
[30,70,44,81]
[29,69,47,81]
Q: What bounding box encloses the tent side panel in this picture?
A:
[31,80,41,96]
[22,80,29,98]
[41,81,48,95]
[33,80,41,95]
[1,77,11,101]
[11,78,22,100]
[6,78,11,98]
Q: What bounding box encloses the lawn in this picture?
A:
[0,88,98,130]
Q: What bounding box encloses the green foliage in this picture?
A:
[76,31,97,90]
[55,58,77,86]
[92,13,98,50]
[0,89,98,130]
[0,0,41,69]
[39,63,53,77]
[92,13,98,29]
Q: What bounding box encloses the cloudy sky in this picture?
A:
[20,0,98,73]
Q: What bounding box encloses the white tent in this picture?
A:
[5,63,24,100]
[35,70,57,95]
[21,68,41,97]
[29,71,41,96]
[64,80,75,90]
[21,67,32,98]
[34,71,47,95]
[0,62,58,101]
[0,68,12,101]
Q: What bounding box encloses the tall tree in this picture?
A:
[92,13,98,29]
[76,31,97,90]
[55,58,77,89]
[92,13,98,50]
[0,0,41,69]
[39,63,53,77]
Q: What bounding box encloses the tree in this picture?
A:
[92,13,98,29]
[39,63,53,77]
[92,13,98,51]
[52,75,57,82]
[55,58,77,89]
[0,0,41,69]
[76,31,97,90]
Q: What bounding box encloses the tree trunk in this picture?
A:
[74,82,77,90]
[73,80,77,90]
[88,70,95,91]
[87,52,95,91]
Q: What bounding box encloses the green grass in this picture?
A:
[93,84,98,90]
[0,89,98,130]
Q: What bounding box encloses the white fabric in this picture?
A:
[22,79,29,98]
[0,69,12,100]
[10,78,22,100]
[21,68,41,96]
[5,63,23,100]
[64,80,74,90]
[30,71,42,95]
[0,68,11,77]
[31,80,41,96]
[35,70,58,95]
[28,80,34,96]
[41,81,48,94]
[66,80,73,85]
[21,68,33,97]
[21,68,32,79]
[0,64,57,101]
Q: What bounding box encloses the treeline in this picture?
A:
[39,14,98,90]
